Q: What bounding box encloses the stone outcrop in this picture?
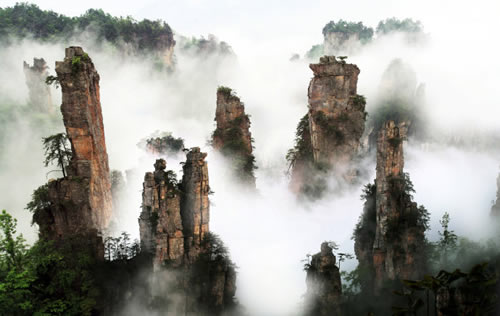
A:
[304,242,342,316]
[308,56,365,173]
[354,120,427,294]
[139,149,236,315]
[23,58,53,112]
[212,87,256,186]
[181,147,210,260]
[139,159,184,266]
[288,56,366,196]
[35,47,112,251]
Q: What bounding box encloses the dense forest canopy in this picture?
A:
[322,19,374,43]
[0,3,174,51]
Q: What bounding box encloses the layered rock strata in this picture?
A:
[35,47,112,243]
[355,120,427,293]
[139,149,236,314]
[212,87,256,186]
[289,56,366,196]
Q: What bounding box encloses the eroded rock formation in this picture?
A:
[23,57,53,112]
[354,120,428,294]
[212,87,256,186]
[304,242,342,316]
[289,56,366,196]
[35,47,112,252]
[308,56,365,171]
[139,148,236,314]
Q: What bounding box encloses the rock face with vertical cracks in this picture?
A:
[304,242,342,316]
[308,56,365,175]
[139,148,236,314]
[212,87,256,186]
[35,47,112,251]
[140,159,184,266]
[354,120,428,294]
[23,58,53,112]
[289,56,366,197]
[181,147,211,260]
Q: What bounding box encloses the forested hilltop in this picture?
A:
[0,3,174,52]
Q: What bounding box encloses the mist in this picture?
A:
[1,1,500,314]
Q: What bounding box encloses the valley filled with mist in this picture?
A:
[0,1,499,315]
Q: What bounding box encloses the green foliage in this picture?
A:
[322,20,374,44]
[305,44,324,60]
[104,232,140,261]
[0,210,100,315]
[350,94,366,108]
[144,133,185,155]
[394,263,498,315]
[212,113,257,182]
[313,111,345,143]
[436,212,458,267]
[71,56,81,72]
[0,210,28,272]
[0,3,174,52]
[286,113,313,170]
[217,85,233,96]
[25,184,51,224]
[42,133,72,178]
[45,75,60,88]
[376,18,423,35]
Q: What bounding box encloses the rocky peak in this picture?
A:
[308,56,365,174]
[34,47,112,258]
[212,87,256,186]
[138,150,237,314]
[288,56,366,196]
[23,57,53,112]
[304,242,342,316]
[139,158,184,267]
[181,147,210,260]
[353,120,428,294]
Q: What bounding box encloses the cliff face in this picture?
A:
[35,47,112,243]
[23,58,53,112]
[304,242,342,316]
[289,56,366,196]
[308,56,365,174]
[353,120,428,295]
[181,147,210,260]
[212,88,256,186]
[140,159,184,266]
[355,120,427,293]
[139,148,236,314]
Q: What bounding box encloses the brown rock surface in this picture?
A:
[23,58,53,112]
[212,88,256,186]
[304,242,342,316]
[308,56,365,174]
[139,159,184,266]
[181,147,210,260]
[138,149,237,315]
[372,120,426,291]
[34,47,112,259]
